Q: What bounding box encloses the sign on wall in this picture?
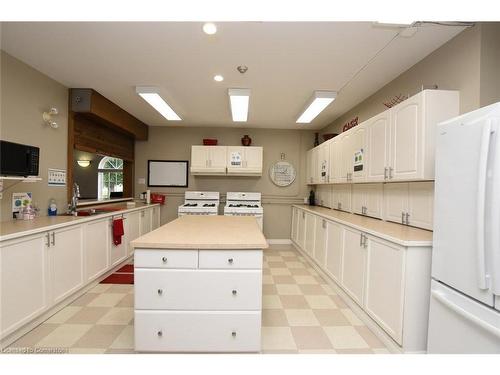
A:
[269,161,296,187]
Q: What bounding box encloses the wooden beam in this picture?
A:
[70,88,148,140]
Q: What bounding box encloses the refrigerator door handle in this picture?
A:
[489,122,500,295]
[476,122,492,290]
[431,290,500,339]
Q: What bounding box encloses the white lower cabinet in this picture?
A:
[297,209,306,249]
[151,205,161,230]
[0,234,48,337]
[127,211,141,256]
[50,225,84,304]
[135,311,261,352]
[291,206,432,352]
[0,205,161,345]
[109,217,128,267]
[84,218,110,282]
[325,221,344,284]
[291,207,298,243]
[341,228,367,307]
[304,212,316,256]
[313,216,327,268]
[364,236,405,345]
[134,248,263,352]
[140,208,152,236]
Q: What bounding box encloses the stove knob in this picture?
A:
[232,290,237,295]
[162,257,168,263]
[228,258,234,264]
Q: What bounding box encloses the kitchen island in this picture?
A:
[130,215,268,353]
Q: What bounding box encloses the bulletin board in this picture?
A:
[147,160,189,187]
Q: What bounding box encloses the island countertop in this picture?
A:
[131,215,268,250]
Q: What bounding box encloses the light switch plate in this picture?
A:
[138,177,146,185]
[48,168,66,186]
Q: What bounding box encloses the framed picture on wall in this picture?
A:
[147,160,189,187]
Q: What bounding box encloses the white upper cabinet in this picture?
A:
[191,145,262,176]
[388,90,459,181]
[332,184,352,213]
[227,146,263,176]
[309,90,459,184]
[329,137,342,183]
[384,182,434,230]
[191,146,227,175]
[407,182,434,230]
[350,124,368,182]
[367,111,391,182]
[318,141,330,183]
[352,184,383,219]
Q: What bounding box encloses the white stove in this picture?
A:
[178,191,220,217]
[224,192,263,230]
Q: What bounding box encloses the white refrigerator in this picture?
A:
[427,102,500,353]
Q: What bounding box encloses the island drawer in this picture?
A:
[135,310,261,352]
[134,249,198,269]
[135,269,262,310]
[198,250,263,269]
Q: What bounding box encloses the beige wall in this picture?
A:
[135,127,315,239]
[479,23,500,107]
[0,51,68,220]
[321,25,483,135]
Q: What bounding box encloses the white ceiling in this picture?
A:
[1,22,465,129]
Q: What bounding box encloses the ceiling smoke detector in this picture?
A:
[237,65,248,74]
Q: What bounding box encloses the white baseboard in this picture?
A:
[267,239,292,245]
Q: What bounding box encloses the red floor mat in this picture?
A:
[116,264,134,273]
[100,272,134,284]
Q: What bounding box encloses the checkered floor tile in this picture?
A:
[6,244,390,354]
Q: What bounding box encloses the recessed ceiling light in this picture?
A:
[135,86,181,121]
[296,91,337,124]
[214,75,224,82]
[203,22,217,35]
[228,88,250,122]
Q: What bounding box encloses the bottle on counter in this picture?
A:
[48,198,58,216]
[308,190,315,206]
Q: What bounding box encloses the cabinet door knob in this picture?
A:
[405,212,410,225]
[228,258,234,264]
[232,289,237,295]
[51,232,56,246]
[232,331,237,337]
[384,167,388,180]
[389,167,393,179]
[401,212,405,224]
[46,233,51,248]
[162,256,168,263]
[359,234,363,246]
[157,330,163,337]
[157,289,163,295]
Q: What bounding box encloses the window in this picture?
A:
[98,157,123,199]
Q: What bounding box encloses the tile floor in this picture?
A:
[6,244,389,354]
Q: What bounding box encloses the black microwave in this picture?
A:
[0,140,40,177]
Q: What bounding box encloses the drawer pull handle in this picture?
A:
[157,330,163,337]
[157,289,163,295]
[228,258,234,264]
[232,331,237,337]
[232,290,237,295]
[162,257,168,263]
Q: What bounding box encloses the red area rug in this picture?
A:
[100,264,134,284]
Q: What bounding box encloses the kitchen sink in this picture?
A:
[63,207,122,216]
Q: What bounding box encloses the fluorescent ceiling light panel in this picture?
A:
[135,86,181,121]
[296,91,337,124]
[228,88,251,122]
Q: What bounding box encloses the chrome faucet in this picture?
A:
[68,182,81,215]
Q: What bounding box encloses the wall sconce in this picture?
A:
[77,160,91,168]
[43,107,59,128]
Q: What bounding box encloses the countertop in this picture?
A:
[0,201,159,242]
[131,215,268,250]
[294,205,433,247]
